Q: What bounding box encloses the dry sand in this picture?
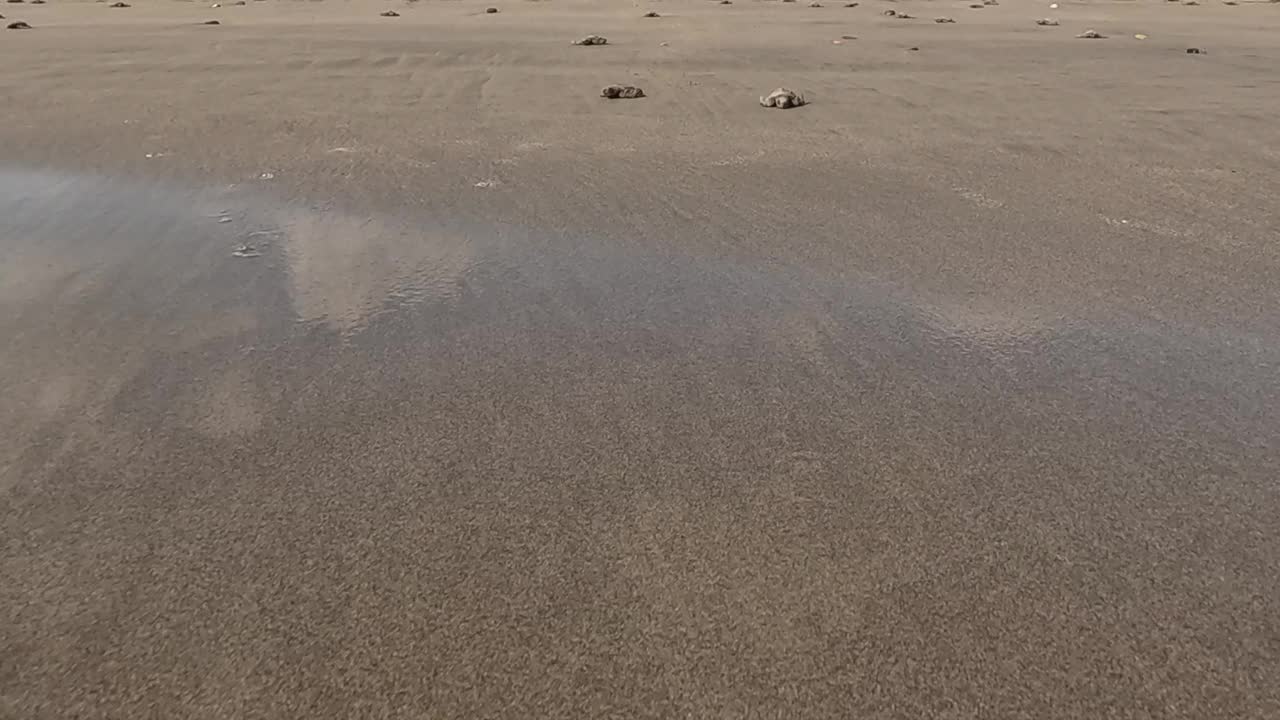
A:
[2,0,1280,717]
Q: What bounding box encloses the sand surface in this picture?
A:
[2,0,1280,717]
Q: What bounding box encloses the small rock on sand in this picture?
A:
[201,19,220,24]
[969,4,983,8]
[808,2,822,6]
[1186,47,1204,53]
[895,12,914,18]
[7,20,30,28]
[109,1,129,6]
[4,0,22,4]
[1076,29,1105,38]
[882,8,895,14]
[30,0,43,5]
[720,1,731,4]
[485,6,498,12]
[380,10,399,16]
[601,85,645,99]
[1035,18,1059,25]
[1183,0,1199,5]
[572,34,607,45]
[983,0,998,4]
[759,88,806,109]
[643,10,659,16]
[843,2,858,6]
[935,16,955,23]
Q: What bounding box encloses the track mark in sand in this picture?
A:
[952,186,1004,209]
[709,149,766,167]
[1100,214,1192,239]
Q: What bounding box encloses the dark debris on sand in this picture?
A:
[380,9,399,16]
[7,19,30,28]
[601,85,645,99]
[572,34,607,45]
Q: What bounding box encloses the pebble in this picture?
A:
[7,19,30,28]
[380,9,399,16]
[809,1,822,6]
[935,16,955,23]
[202,19,220,24]
[109,1,130,6]
[572,34,607,45]
[843,2,858,6]
[1186,47,1204,54]
[485,6,498,12]
[1035,18,1059,25]
[1076,29,1105,38]
[232,244,261,258]
[759,88,806,109]
[643,10,659,17]
[601,85,645,99]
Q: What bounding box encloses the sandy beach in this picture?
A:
[2,0,1279,717]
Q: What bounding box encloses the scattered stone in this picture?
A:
[968,3,983,7]
[108,1,129,5]
[602,85,645,99]
[1186,46,1204,53]
[983,0,998,4]
[1134,33,1147,39]
[934,16,955,23]
[882,8,895,14]
[809,1,822,6]
[1076,29,1105,38]
[840,33,856,39]
[380,9,399,15]
[232,243,261,258]
[894,12,913,18]
[572,34,607,45]
[1183,0,1199,4]
[211,2,220,6]
[7,20,30,28]
[201,19,220,23]
[720,1,731,4]
[759,87,806,109]
[908,46,919,51]
[1223,0,1237,4]
[29,0,42,5]
[643,10,659,16]
[485,6,498,12]
[843,2,857,6]
[4,0,22,4]
[1035,18,1059,26]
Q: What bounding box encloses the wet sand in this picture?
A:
[3,1,1280,717]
